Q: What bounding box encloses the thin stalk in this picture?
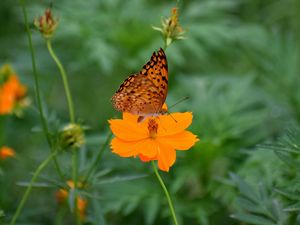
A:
[151,161,179,225]
[163,41,168,52]
[0,116,6,144]
[19,0,64,180]
[54,205,67,225]
[46,40,75,123]
[9,151,58,225]
[82,132,113,186]
[72,149,81,225]
[46,34,79,224]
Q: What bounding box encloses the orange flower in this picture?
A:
[109,112,199,171]
[0,74,27,115]
[56,180,87,220]
[0,146,15,160]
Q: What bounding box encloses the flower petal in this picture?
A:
[139,154,157,162]
[157,131,199,150]
[110,137,158,159]
[158,112,193,136]
[138,139,159,158]
[108,113,148,141]
[111,137,143,157]
[157,142,176,172]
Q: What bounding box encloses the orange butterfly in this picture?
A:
[112,48,168,122]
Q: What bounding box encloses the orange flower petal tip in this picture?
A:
[109,111,199,172]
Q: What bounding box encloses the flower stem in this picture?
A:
[19,0,64,180]
[82,132,113,186]
[46,40,75,123]
[0,116,6,144]
[72,149,81,225]
[46,36,79,224]
[151,161,179,225]
[9,151,58,225]
[163,40,168,52]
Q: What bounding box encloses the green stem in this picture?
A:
[54,205,67,225]
[72,149,81,225]
[0,116,6,145]
[19,0,64,180]
[82,132,113,186]
[151,161,179,225]
[46,40,75,123]
[47,35,79,224]
[163,40,168,52]
[9,151,58,225]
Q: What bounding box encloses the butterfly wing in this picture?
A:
[112,74,162,115]
[112,48,168,116]
[140,48,168,104]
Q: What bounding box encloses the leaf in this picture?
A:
[274,188,300,201]
[68,188,76,212]
[144,194,160,225]
[94,174,148,185]
[16,181,56,188]
[123,196,141,215]
[91,195,107,225]
[231,212,276,225]
[236,197,262,213]
[284,202,300,212]
[93,168,112,178]
[230,173,260,203]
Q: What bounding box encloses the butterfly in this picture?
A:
[111,48,168,122]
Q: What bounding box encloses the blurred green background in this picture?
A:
[1,0,300,224]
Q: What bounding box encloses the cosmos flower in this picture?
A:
[0,64,28,115]
[0,146,15,160]
[109,112,199,171]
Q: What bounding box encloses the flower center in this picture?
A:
[148,118,158,138]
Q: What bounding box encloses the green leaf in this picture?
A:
[283,202,300,212]
[68,188,76,212]
[230,173,259,203]
[144,194,160,225]
[91,195,107,225]
[231,212,276,225]
[236,197,262,213]
[123,196,141,215]
[16,181,56,188]
[94,174,148,185]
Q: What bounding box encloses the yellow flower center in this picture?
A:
[148,119,158,139]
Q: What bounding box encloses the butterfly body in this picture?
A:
[112,48,168,120]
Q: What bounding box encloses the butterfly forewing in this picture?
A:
[140,48,168,102]
[112,48,168,116]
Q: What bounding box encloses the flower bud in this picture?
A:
[60,123,85,149]
[34,8,58,39]
[152,7,186,48]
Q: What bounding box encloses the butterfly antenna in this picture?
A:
[166,111,178,123]
[168,96,189,110]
